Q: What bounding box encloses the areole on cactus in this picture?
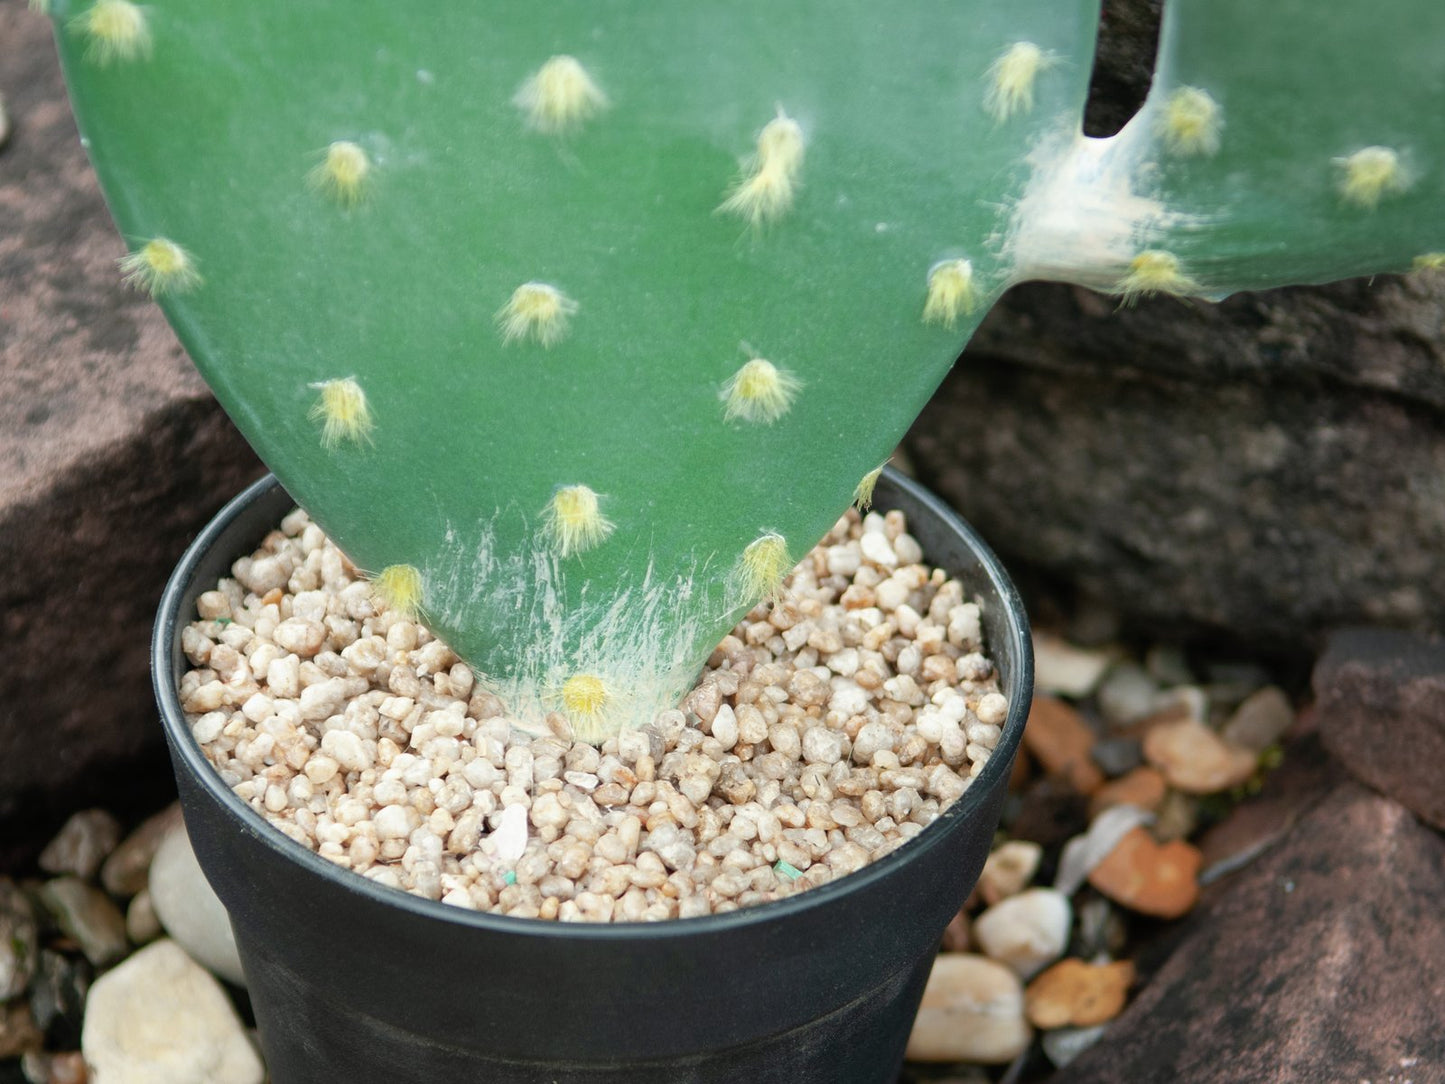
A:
[49,0,1445,737]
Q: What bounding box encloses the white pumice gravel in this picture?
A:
[180,506,1008,922]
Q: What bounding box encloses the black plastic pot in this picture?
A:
[152,468,1032,1084]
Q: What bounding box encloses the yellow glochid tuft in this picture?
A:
[309,141,371,207]
[513,55,608,134]
[1411,252,1445,273]
[718,109,806,227]
[371,564,424,620]
[559,674,611,740]
[496,282,578,347]
[922,259,980,329]
[75,0,151,65]
[543,484,614,559]
[1336,146,1410,210]
[732,532,794,605]
[983,42,1055,122]
[1158,86,1222,158]
[118,238,200,296]
[854,465,886,512]
[308,377,375,449]
[1115,250,1200,305]
[720,357,802,424]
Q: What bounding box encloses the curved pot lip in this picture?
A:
[153,467,1033,943]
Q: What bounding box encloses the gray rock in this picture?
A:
[38,809,121,881]
[27,951,89,1050]
[100,804,183,897]
[910,272,1445,645]
[0,878,39,1000]
[1095,664,1158,730]
[1220,686,1294,753]
[149,822,245,986]
[1144,645,1195,688]
[81,940,264,1084]
[1089,737,1143,778]
[36,878,127,969]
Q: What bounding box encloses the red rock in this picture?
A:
[1024,696,1105,795]
[1314,628,1445,830]
[1056,784,1445,1084]
[1196,731,1346,900]
[1025,958,1136,1029]
[1088,766,1167,819]
[0,6,262,831]
[1087,828,1201,919]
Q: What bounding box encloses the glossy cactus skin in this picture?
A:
[50,1,1445,735]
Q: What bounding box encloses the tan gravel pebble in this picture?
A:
[978,840,1043,905]
[1087,827,1201,919]
[907,953,1033,1064]
[1032,633,1116,698]
[182,507,1008,921]
[1023,697,1104,795]
[972,888,1072,979]
[38,810,121,882]
[1025,957,1136,1029]
[101,805,185,898]
[1144,719,1257,794]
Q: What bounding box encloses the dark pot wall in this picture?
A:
[152,470,1032,1084]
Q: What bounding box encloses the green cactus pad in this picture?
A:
[51,0,1445,734]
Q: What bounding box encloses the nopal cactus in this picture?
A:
[47,0,1445,737]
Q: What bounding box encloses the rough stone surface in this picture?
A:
[1196,727,1346,898]
[1057,784,1445,1084]
[148,823,245,986]
[0,6,261,826]
[81,939,264,1084]
[912,273,1445,647]
[1313,628,1445,830]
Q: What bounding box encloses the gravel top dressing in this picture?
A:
[178,505,1008,922]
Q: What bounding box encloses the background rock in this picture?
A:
[81,939,263,1084]
[1313,628,1445,830]
[1054,783,1445,1083]
[0,4,261,851]
[907,0,1445,647]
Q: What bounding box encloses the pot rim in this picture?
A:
[152,467,1032,943]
